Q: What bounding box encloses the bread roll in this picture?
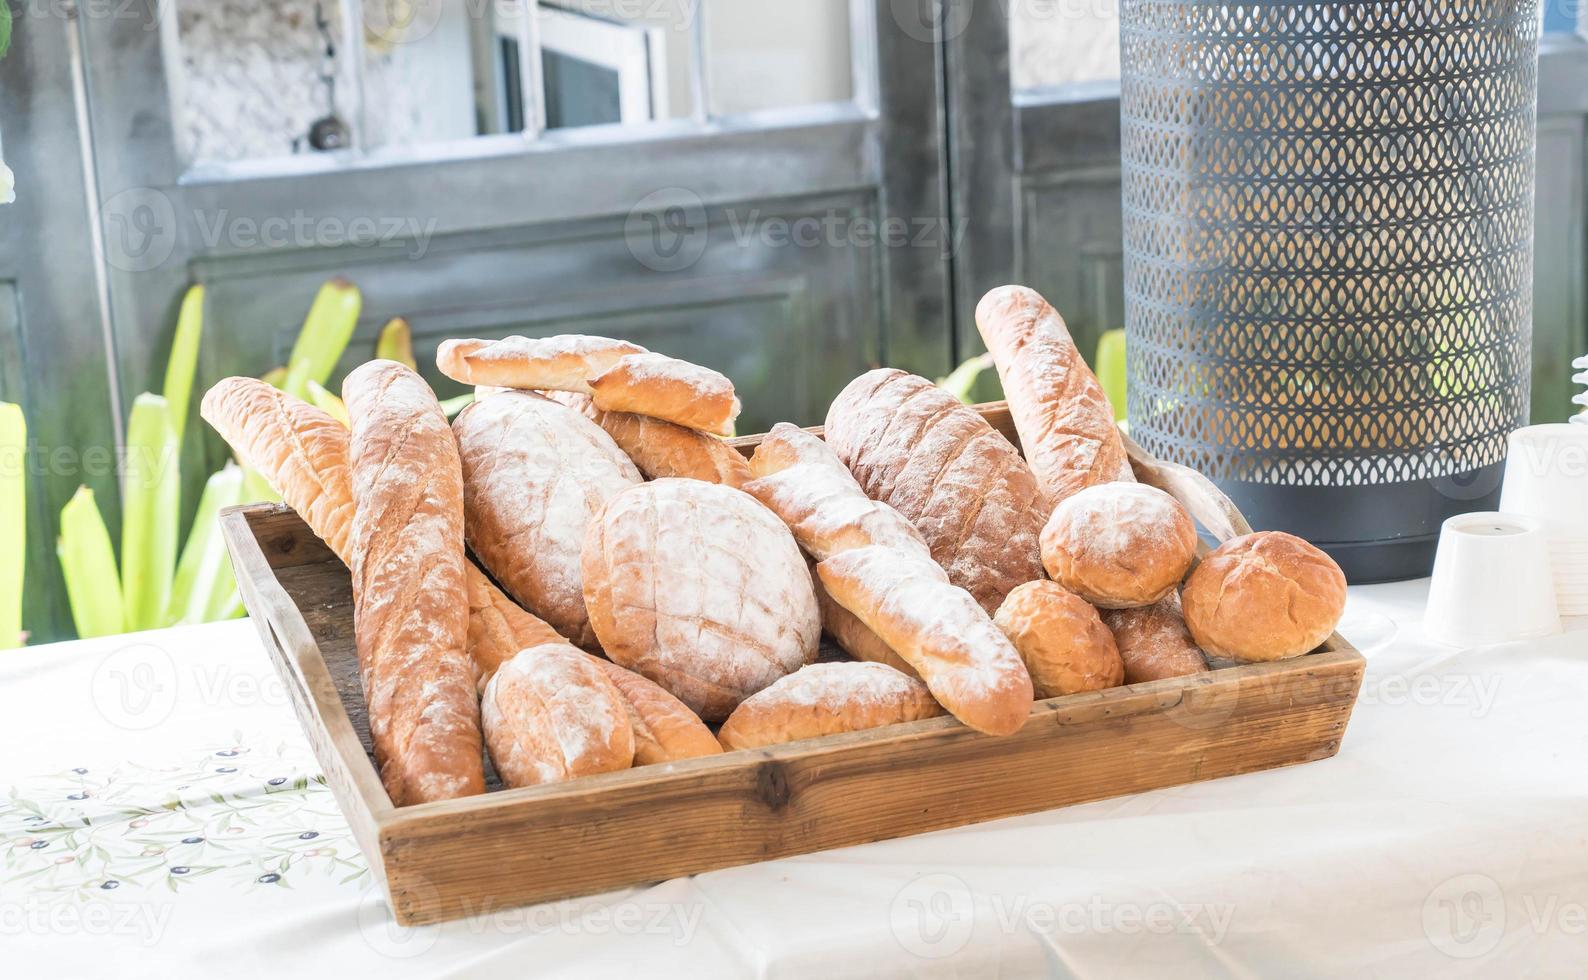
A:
[436,335,644,393]
[745,422,936,563]
[582,479,821,722]
[1180,531,1347,662]
[816,546,1034,736]
[341,361,483,805]
[717,662,944,750]
[1041,483,1198,609]
[975,285,1130,506]
[1102,596,1209,684]
[589,352,741,436]
[993,581,1123,699]
[482,644,635,788]
[453,391,642,649]
[592,658,723,765]
[824,369,1047,614]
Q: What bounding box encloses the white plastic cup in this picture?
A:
[1499,424,1588,537]
[1424,512,1561,647]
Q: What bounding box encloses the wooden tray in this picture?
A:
[220,402,1364,926]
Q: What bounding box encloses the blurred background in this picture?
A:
[0,0,1585,644]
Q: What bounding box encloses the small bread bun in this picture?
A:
[1180,531,1346,662]
[1102,595,1208,684]
[1041,483,1198,609]
[993,581,1123,699]
[717,662,943,751]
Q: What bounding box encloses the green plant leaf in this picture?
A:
[305,380,349,427]
[0,4,12,62]
[167,463,243,626]
[282,279,361,401]
[162,285,205,444]
[1095,329,1128,423]
[0,403,24,648]
[438,393,474,418]
[375,317,417,370]
[936,353,996,404]
[57,487,124,638]
[121,394,180,632]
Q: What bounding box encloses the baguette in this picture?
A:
[975,286,1130,507]
[816,546,1034,736]
[588,352,741,436]
[813,575,919,677]
[437,335,644,393]
[341,361,483,805]
[546,391,752,488]
[482,644,635,788]
[717,662,943,750]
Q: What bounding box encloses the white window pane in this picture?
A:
[1010,0,1120,93]
[704,0,853,115]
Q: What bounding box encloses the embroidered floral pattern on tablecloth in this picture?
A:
[1,731,367,900]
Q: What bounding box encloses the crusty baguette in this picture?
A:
[593,658,723,764]
[824,369,1047,614]
[200,377,355,560]
[588,352,741,436]
[546,390,752,487]
[744,422,936,563]
[482,644,635,788]
[437,335,644,393]
[816,546,1034,736]
[341,361,483,805]
[813,574,919,677]
[975,285,1130,507]
[465,567,568,692]
[453,392,641,649]
[717,662,943,750]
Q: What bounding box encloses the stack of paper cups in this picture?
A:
[1499,423,1588,615]
[1573,355,1586,425]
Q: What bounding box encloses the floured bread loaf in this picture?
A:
[482,644,635,788]
[545,390,751,487]
[593,658,724,764]
[453,391,642,649]
[718,662,943,750]
[437,335,644,393]
[582,479,822,722]
[824,369,1047,614]
[1041,482,1198,609]
[589,352,741,436]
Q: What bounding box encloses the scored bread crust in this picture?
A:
[588,352,741,436]
[1180,531,1347,663]
[717,662,944,751]
[993,580,1123,700]
[436,335,644,393]
[453,392,642,650]
[816,545,1034,737]
[975,285,1130,507]
[342,361,484,806]
[581,479,821,723]
[823,369,1047,614]
[482,644,635,788]
[1102,595,1209,684]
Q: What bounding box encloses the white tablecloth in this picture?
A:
[3,580,1586,978]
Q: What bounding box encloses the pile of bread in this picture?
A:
[200,285,1347,807]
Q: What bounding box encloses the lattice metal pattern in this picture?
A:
[1121,0,1539,487]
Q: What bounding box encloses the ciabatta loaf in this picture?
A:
[816,546,1034,736]
[588,352,740,436]
[437,335,643,393]
[482,644,636,788]
[824,369,1046,614]
[717,662,943,750]
[453,391,641,649]
[342,361,483,805]
[975,286,1130,506]
[582,479,821,722]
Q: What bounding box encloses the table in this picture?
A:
[3,580,1585,978]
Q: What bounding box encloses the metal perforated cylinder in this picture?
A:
[1121,0,1541,582]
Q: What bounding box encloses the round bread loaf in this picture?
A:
[581,479,822,722]
[1040,483,1198,609]
[1102,595,1208,684]
[993,581,1123,699]
[1180,531,1346,662]
[717,662,944,751]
